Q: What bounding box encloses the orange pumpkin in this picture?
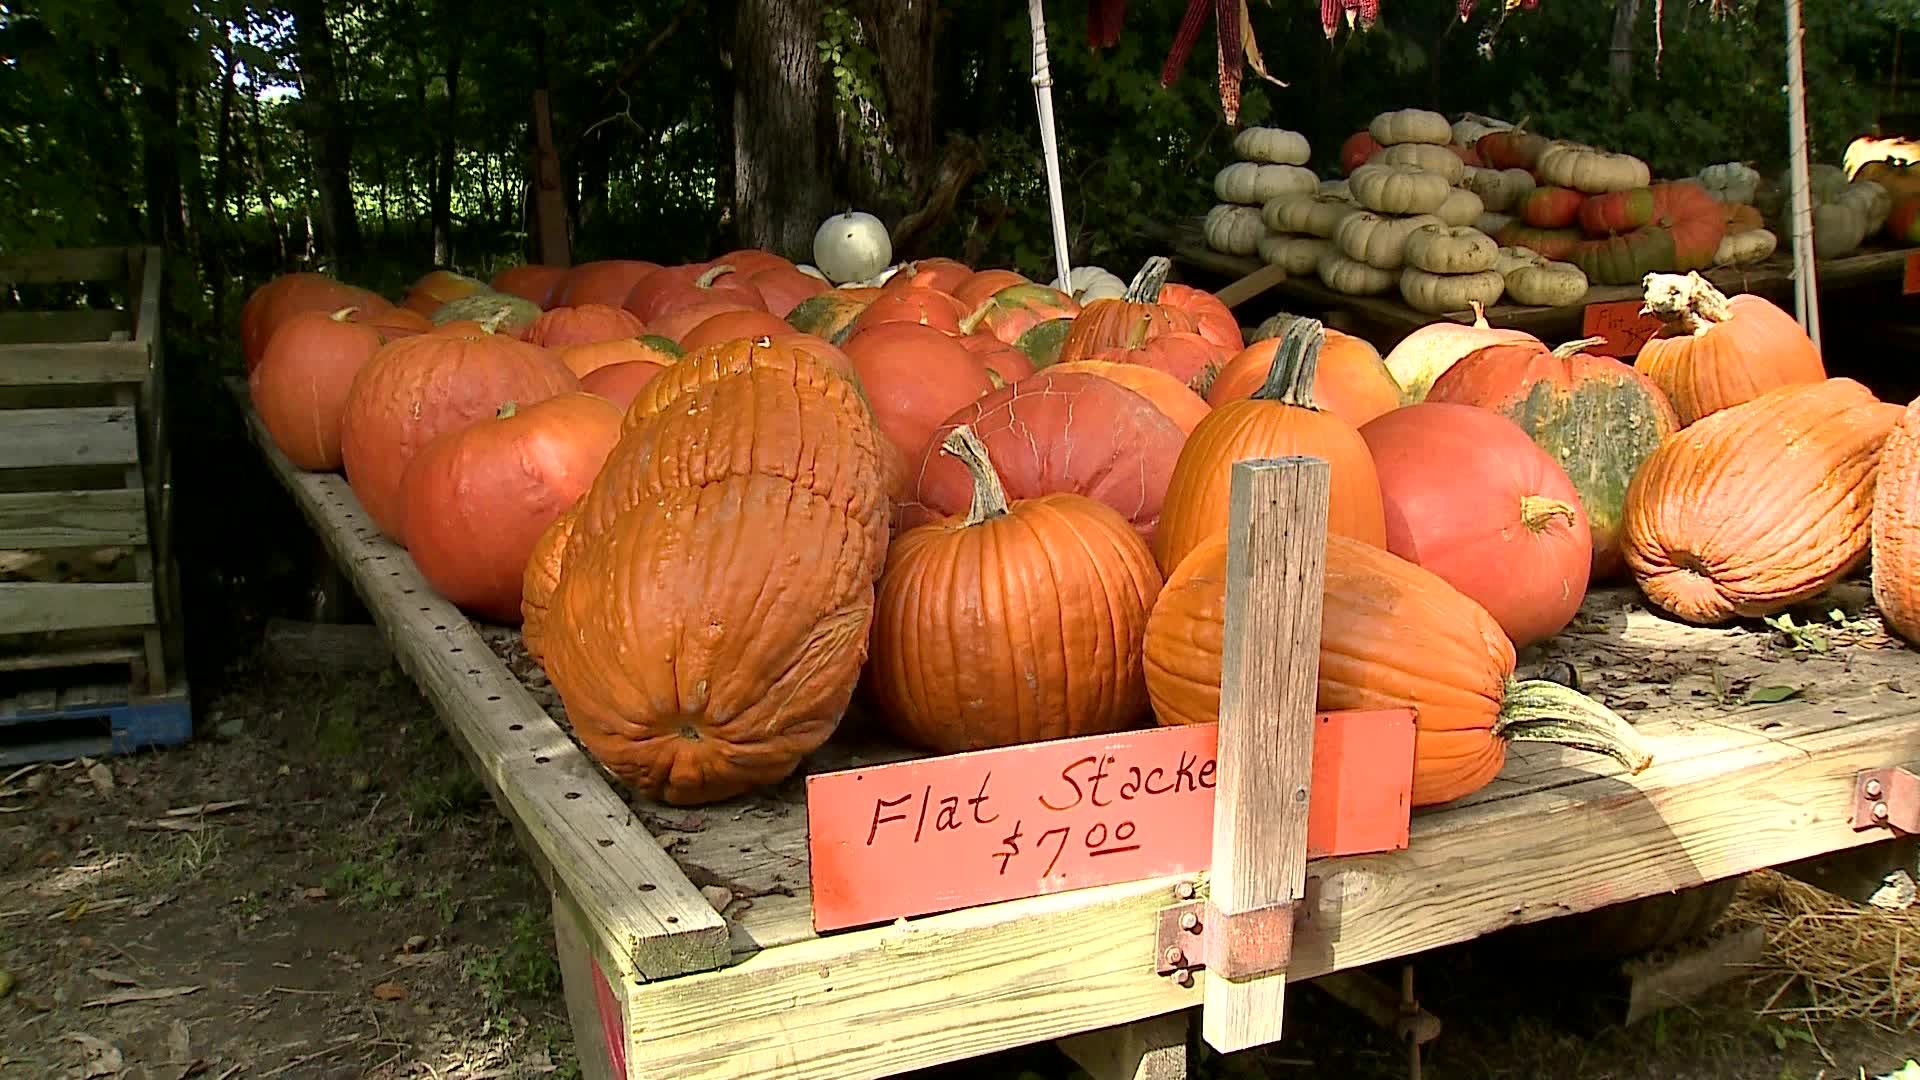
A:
[555,336,683,379]
[956,332,1036,386]
[404,269,489,314]
[1056,257,1202,364]
[1381,301,1538,402]
[249,307,387,471]
[523,304,647,348]
[520,505,579,664]
[552,259,660,308]
[579,360,672,408]
[1633,272,1826,427]
[490,264,568,308]
[626,264,766,323]
[1088,331,1227,394]
[1153,318,1389,576]
[1623,378,1900,625]
[841,322,996,463]
[399,393,623,623]
[1047,360,1211,435]
[345,306,433,340]
[785,291,871,344]
[1204,328,1402,425]
[882,258,973,295]
[957,284,1081,346]
[768,331,859,380]
[1158,282,1243,355]
[746,265,829,318]
[847,288,970,337]
[952,269,1031,309]
[870,426,1163,752]
[679,309,798,353]
[1873,394,1920,645]
[241,273,392,373]
[1143,531,1653,806]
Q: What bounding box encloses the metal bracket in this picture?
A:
[1155,883,1305,984]
[1851,766,1920,834]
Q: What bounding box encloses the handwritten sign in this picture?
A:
[805,709,1416,932]
[1581,299,1664,358]
[1904,251,1920,295]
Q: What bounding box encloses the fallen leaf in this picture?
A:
[58,1032,123,1078]
[164,1017,192,1063]
[86,967,138,987]
[302,887,328,900]
[164,801,249,818]
[1747,684,1803,704]
[402,934,428,952]
[85,763,114,796]
[0,965,14,997]
[81,985,202,1008]
[389,950,443,968]
[370,981,407,1001]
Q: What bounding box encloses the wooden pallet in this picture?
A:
[0,247,183,700]
[0,680,192,766]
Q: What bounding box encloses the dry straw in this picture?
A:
[1729,870,1920,1031]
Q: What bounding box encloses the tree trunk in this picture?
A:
[210,36,239,329]
[287,0,363,271]
[138,44,186,255]
[431,40,463,267]
[712,0,738,240]
[860,1,938,201]
[732,0,837,259]
[1610,0,1642,100]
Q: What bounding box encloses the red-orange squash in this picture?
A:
[626,264,766,323]
[249,308,387,471]
[1204,328,1402,426]
[490,264,568,309]
[399,393,623,623]
[555,336,682,379]
[579,360,671,408]
[1382,302,1538,401]
[1158,283,1243,355]
[882,258,973,295]
[1359,402,1593,648]
[1517,186,1586,229]
[1633,272,1826,427]
[952,269,1031,309]
[523,303,647,348]
[1088,331,1227,394]
[553,260,660,308]
[1056,257,1202,364]
[897,370,1187,542]
[840,322,995,463]
[241,273,392,373]
[1143,531,1653,806]
[404,269,489,314]
[1623,378,1901,625]
[1047,360,1211,435]
[957,284,1081,345]
[1872,394,1920,645]
[678,309,797,353]
[1153,318,1388,576]
[957,332,1037,385]
[521,505,578,664]
[746,265,829,317]
[784,290,871,344]
[869,426,1163,753]
[846,288,970,337]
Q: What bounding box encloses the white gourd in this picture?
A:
[1051,265,1127,303]
[1317,250,1397,296]
[1399,267,1506,315]
[1349,163,1451,215]
[1376,142,1466,185]
[1258,234,1333,274]
[1215,162,1319,205]
[1451,113,1515,148]
[1477,212,1516,237]
[1403,224,1498,274]
[1262,193,1359,238]
[1840,180,1892,234]
[1369,108,1452,147]
[1334,212,1445,271]
[1503,260,1589,306]
[1495,245,1547,275]
[812,210,892,283]
[1812,202,1868,258]
[1204,204,1267,256]
[1435,188,1485,227]
[1696,162,1760,205]
[1464,167,1536,212]
[1712,228,1777,267]
[1232,127,1312,166]
[1318,178,1355,202]
[1535,143,1650,194]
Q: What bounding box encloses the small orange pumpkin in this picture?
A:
[1633,272,1826,426]
[1056,257,1202,364]
[249,307,387,472]
[1204,328,1403,426]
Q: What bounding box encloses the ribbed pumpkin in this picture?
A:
[1143,531,1653,806]
[1158,283,1244,355]
[1086,331,1227,394]
[1872,395,1920,645]
[1425,336,1681,580]
[520,505,578,665]
[399,393,623,624]
[1359,402,1593,648]
[249,308,388,472]
[523,304,647,348]
[1056,257,1202,364]
[841,322,996,463]
[1154,318,1388,577]
[897,371,1187,542]
[869,426,1163,753]
[1204,328,1403,426]
[1633,272,1826,427]
[1381,302,1538,401]
[338,327,579,540]
[552,259,661,308]
[1047,360,1212,434]
[1623,378,1900,625]
[555,336,682,379]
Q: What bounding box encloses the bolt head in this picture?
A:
[1180,912,1200,932]
[1176,882,1196,900]
[1164,946,1185,967]
[1173,968,1194,988]
[1876,801,1891,820]
[1867,778,1885,799]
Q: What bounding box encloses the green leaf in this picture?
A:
[1745,685,1802,705]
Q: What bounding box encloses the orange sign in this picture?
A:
[1581,299,1664,357]
[804,709,1416,932]
[1904,251,1920,295]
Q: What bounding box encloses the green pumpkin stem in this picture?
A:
[496,401,519,420]
[1493,678,1655,775]
[940,425,1011,526]
[1641,271,1732,335]
[1252,317,1324,409]
[1552,336,1609,358]
[1519,495,1577,532]
[1123,256,1173,303]
[478,309,510,335]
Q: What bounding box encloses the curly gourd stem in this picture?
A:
[941,425,1011,526]
[1519,495,1577,532]
[1468,300,1490,329]
[329,306,361,322]
[1124,256,1173,303]
[1552,336,1609,358]
[696,264,736,289]
[1493,678,1655,774]
[1252,316,1324,409]
[1640,271,1732,335]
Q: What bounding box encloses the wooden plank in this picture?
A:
[0,407,138,470]
[130,246,162,346]
[0,646,141,673]
[0,583,155,634]
[1057,1013,1190,1080]
[0,311,131,345]
[227,378,729,980]
[0,341,151,386]
[1203,456,1328,1053]
[0,247,128,286]
[1622,923,1766,1025]
[1211,263,1289,310]
[553,886,623,1080]
[0,488,149,548]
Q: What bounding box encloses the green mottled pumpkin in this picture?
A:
[1424,335,1682,580]
[785,290,874,344]
[1495,223,1584,262]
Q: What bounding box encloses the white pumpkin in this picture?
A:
[1375,142,1466,186]
[1840,180,1892,235]
[1349,163,1451,216]
[1051,265,1128,303]
[1369,108,1452,147]
[1503,260,1589,306]
[1334,211,1445,271]
[1712,228,1777,267]
[1262,193,1358,238]
[1215,162,1319,205]
[1463,167,1536,213]
[1451,112,1515,149]
[1435,188,1485,227]
[1318,178,1355,202]
[1535,143,1650,195]
[813,210,892,284]
[1494,245,1547,276]
[1233,127,1312,166]
[1404,224,1498,275]
[1317,250,1397,296]
[1813,201,1868,258]
[1696,162,1761,205]
[1399,267,1506,315]
[1204,204,1268,256]
[1257,234,1332,275]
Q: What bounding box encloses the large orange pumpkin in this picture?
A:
[785,290,872,344]
[746,265,829,318]
[523,304,647,348]
[1153,318,1389,576]
[1633,272,1826,427]
[399,393,623,624]
[952,269,1031,309]
[840,322,996,463]
[1204,328,1403,426]
[339,329,579,540]
[957,332,1037,386]
[490,264,568,308]
[678,309,797,353]
[520,505,578,664]
[1143,531,1654,806]
[1872,394,1920,645]
[552,260,660,308]
[870,426,1163,753]
[626,264,766,323]
[555,336,682,379]
[249,307,387,471]
[957,284,1081,346]
[846,288,970,337]
[404,269,489,315]
[1088,331,1227,394]
[1047,360,1211,435]
[241,273,392,373]
[1056,257,1202,364]
[579,360,671,409]
[1623,378,1900,625]
[1158,282,1243,355]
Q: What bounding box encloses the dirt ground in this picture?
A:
[5,657,1920,1080]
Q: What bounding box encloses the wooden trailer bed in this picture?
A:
[234,381,1920,1080]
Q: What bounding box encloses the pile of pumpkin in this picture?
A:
[1695,157,1895,259]
[240,245,1920,816]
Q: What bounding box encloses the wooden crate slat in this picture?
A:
[0,407,139,469]
[0,341,151,386]
[0,311,133,345]
[131,247,163,346]
[0,645,142,673]
[0,582,156,634]
[0,247,128,286]
[0,488,149,548]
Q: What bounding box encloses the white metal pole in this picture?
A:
[1784,0,1822,349]
[1028,0,1074,291]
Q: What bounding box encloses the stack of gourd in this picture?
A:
[1327,109,1506,314]
[1204,126,1318,258]
[1742,162,1891,259]
[1694,162,1779,268]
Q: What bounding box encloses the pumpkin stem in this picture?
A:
[496,400,519,420]
[696,264,736,289]
[939,425,1011,525]
[1123,256,1173,303]
[1493,679,1655,775]
[1641,271,1732,335]
[1252,317,1324,409]
[478,309,510,334]
[1468,300,1489,329]
[1551,336,1608,358]
[958,296,996,336]
[329,306,361,322]
[1519,495,1577,532]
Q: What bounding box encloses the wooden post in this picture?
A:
[1056,1013,1190,1080]
[1202,456,1329,1053]
[531,89,571,267]
[1784,0,1822,347]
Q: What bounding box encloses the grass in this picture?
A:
[462,909,563,1037]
